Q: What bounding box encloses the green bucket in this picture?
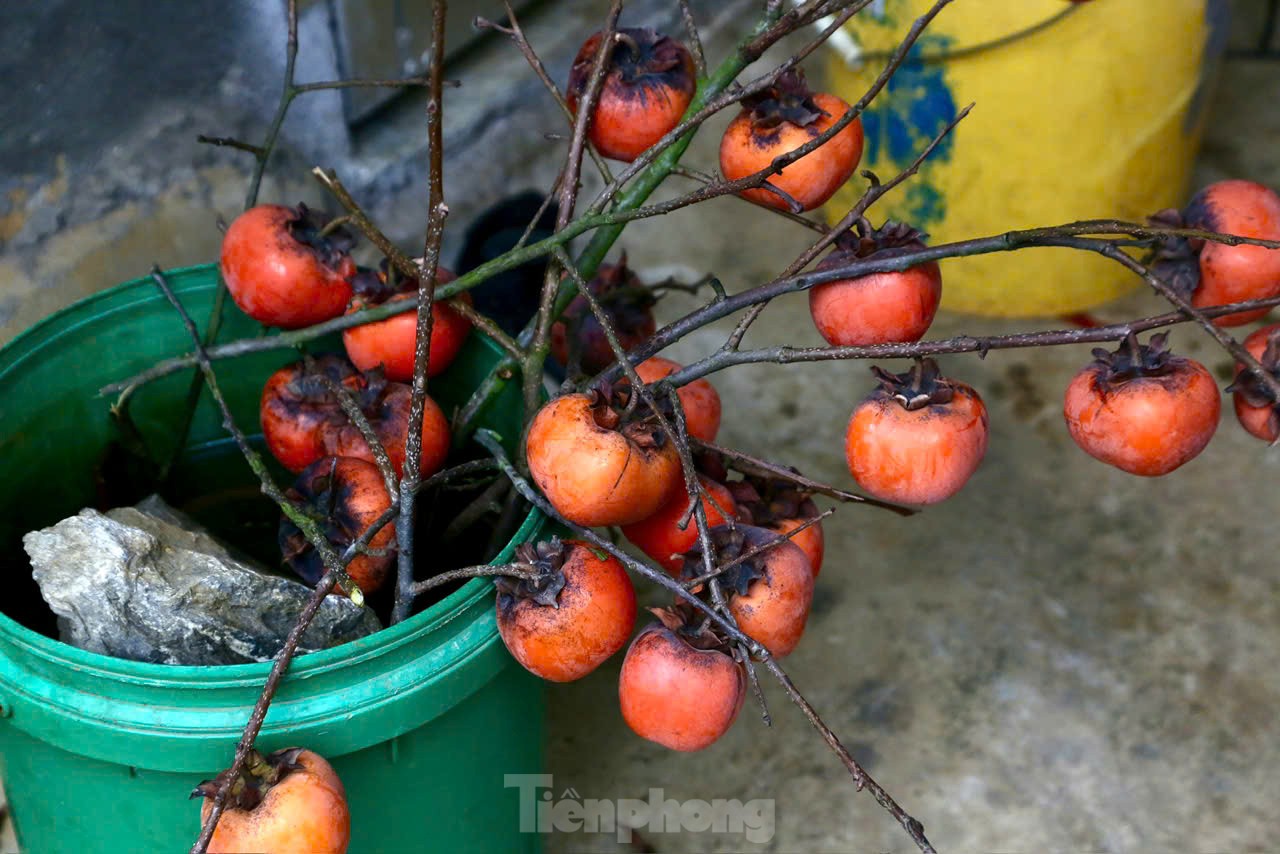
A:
[0,266,546,852]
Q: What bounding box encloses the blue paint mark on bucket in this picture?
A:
[860,35,958,227]
[903,183,945,229]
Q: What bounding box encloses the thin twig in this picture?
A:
[392,0,451,627]
[441,473,511,542]
[762,658,935,853]
[293,76,432,92]
[668,388,772,727]
[150,271,360,602]
[193,571,342,854]
[695,439,915,515]
[249,0,301,210]
[1096,244,1280,402]
[408,562,540,599]
[515,177,562,251]
[196,136,265,156]
[677,0,707,77]
[671,165,829,234]
[163,0,306,485]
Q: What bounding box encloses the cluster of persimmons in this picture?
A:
[193,22,1280,853]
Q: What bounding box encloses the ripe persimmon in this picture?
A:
[845,359,988,505]
[279,456,395,594]
[1063,334,1220,476]
[221,204,356,329]
[684,525,814,658]
[196,748,350,854]
[567,28,696,162]
[1229,324,1280,442]
[809,221,942,347]
[1152,180,1280,326]
[527,390,681,527]
[342,262,471,382]
[719,70,863,212]
[621,475,737,574]
[618,606,746,752]
[496,538,636,682]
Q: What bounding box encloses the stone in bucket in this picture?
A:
[24,495,380,666]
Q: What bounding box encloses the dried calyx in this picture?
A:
[1148,207,1204,298]
[584,382,670,449]
[349,258,405,304]
[191,748,305,811]
[741,69,826,131]
[870,358,957,411]
[571,27,689,90]
[727,473,818,529]
[286,203,355,271]
[351,256,451,304]
[292,356,396,425]
[1227,329,1280,407]
[829,218,929,262]
[496,539,569,609]
[1089,332,1180,387]
[679,525,772,598]
[650,602,734,654]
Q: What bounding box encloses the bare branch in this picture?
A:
[408,562,541,599]
[392,0,451,626]
[677,0,707,77]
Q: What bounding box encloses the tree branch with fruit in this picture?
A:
[92,1,1280,852]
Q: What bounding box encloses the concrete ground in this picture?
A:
[537,10,1280,854]
[3,2,1280,852]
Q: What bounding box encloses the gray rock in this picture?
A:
[23,496,381,666]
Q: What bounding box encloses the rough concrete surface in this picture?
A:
[3,1,1280,852]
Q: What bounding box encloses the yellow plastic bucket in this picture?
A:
[822,0,1228,317]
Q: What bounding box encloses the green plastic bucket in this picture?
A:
[0,266,546,852]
